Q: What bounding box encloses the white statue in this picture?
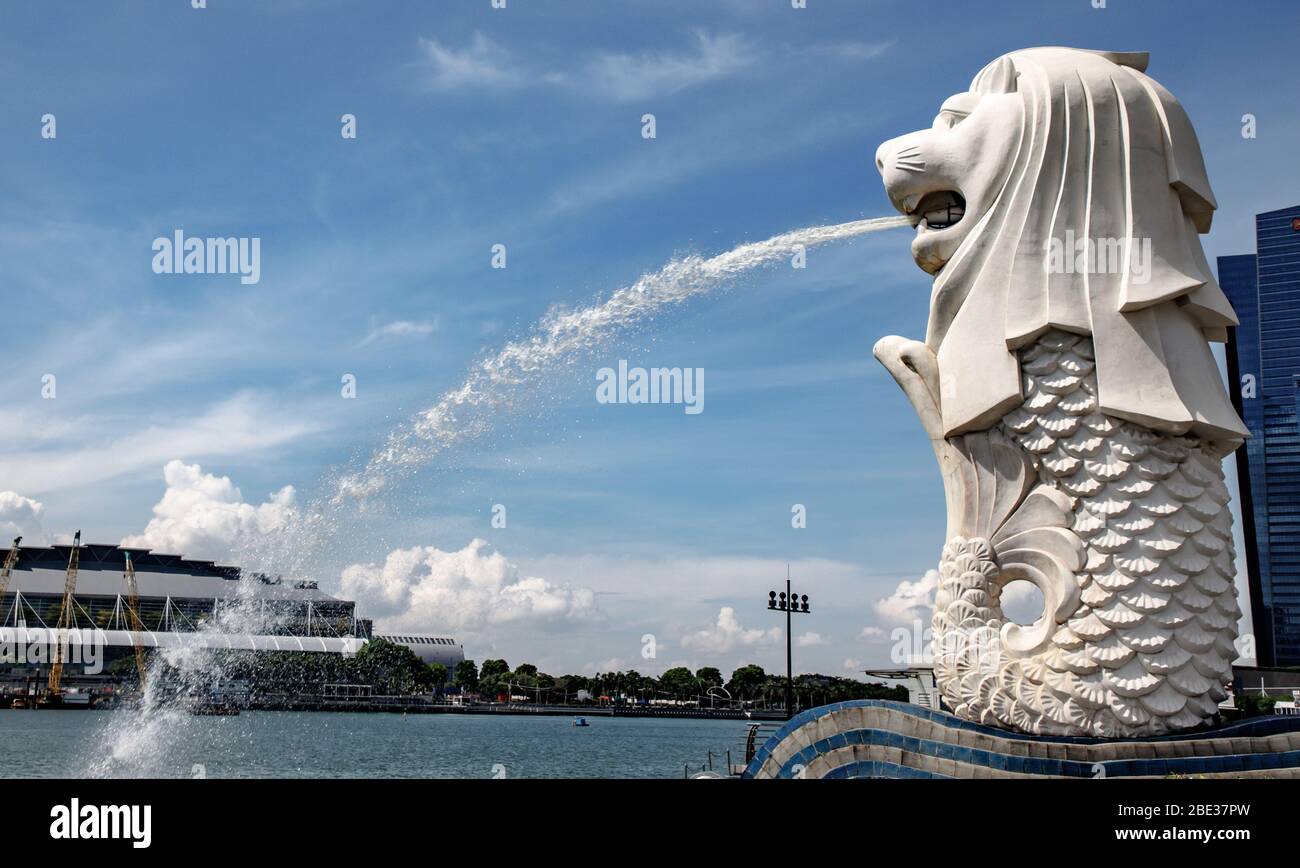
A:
[874,47,1246,737]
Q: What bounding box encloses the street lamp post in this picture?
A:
[767,566,810,720]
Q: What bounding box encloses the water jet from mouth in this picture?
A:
[85,213,909,776]
[334,214,911,505]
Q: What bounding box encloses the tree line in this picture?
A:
[107,640,908,710]
[354,642,907,709]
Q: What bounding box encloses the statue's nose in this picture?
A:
[875,133,916,176]
[875,138,898,175]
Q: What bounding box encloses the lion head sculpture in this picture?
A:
[875,47,1246,444]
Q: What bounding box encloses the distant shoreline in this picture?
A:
[69,696,790,720]
[248,700,786,720]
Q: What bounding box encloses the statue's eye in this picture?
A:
[933,110,967,131]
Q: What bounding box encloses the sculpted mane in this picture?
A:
[924,47,1246,443]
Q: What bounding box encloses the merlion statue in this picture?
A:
[873,47,1247,737]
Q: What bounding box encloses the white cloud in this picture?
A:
[341,539,596,634]
[575,31,756,102]
[858,625,889,643]
[357,318,439,348]
[1001,581,1044,624]
[842,657,863,672]
[120,460,297,562]
[415,30,754,101]
[0,392,320,496]
[680,606,781,655]
[0,491,46,544]
[872,569,1043,627]
[874,568,939,624]
[417,33,524,90]
[796,631,830,648]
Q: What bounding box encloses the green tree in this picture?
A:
[1236,692,1290,717]
[696,667,723,688]
[480,658,510,679]
[513,663,538,678]
[727,664,767,700]
[353,638,432,694]
[554,674,591,702]
[660,666,697,700]
[428,662,449,691]
[455,659,479,690]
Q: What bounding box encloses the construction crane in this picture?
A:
[46,530,81,700]
[0,536,20,624]
[122,551,148,691]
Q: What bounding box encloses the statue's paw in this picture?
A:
[874,336,942,434]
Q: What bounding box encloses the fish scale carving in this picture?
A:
[931,331,1240,737]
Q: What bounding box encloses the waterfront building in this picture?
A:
[0,541,369,665]
[372,631,465,669]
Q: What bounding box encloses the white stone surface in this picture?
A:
[873,47,1246,737]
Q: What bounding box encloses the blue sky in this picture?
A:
[1,0,1297,678]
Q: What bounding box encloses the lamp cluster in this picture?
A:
[767,590,810,614]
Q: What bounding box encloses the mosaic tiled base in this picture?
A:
[742,700,1300,779]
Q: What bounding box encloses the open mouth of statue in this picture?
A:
[911,190,966,230]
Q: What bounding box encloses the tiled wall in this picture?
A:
[744,700,1300,779]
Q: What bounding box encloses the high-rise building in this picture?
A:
[1219,204,1300,667]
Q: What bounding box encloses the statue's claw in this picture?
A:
[874,336,943,441]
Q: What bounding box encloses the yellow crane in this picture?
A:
[46,530,81,700]
[0,537,20,620]
[1,538,23,708]
[123,551,148,691]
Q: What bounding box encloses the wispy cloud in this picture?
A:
[0,392,322,495]
[357,318,439,348]
[414,30,757,101]
[416,32,525,90]
[805,38,896,62]
[545,107,870,216]
[573,31,757,102]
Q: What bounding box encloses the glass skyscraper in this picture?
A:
[1219,204,1300,667]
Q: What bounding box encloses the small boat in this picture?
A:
[573,717,590,727]
[10,698,28,709]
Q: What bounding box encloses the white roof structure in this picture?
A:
[373,632,465,668]
[0,626,364,655]
[0,542,365,654]
[5,542,342,603]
